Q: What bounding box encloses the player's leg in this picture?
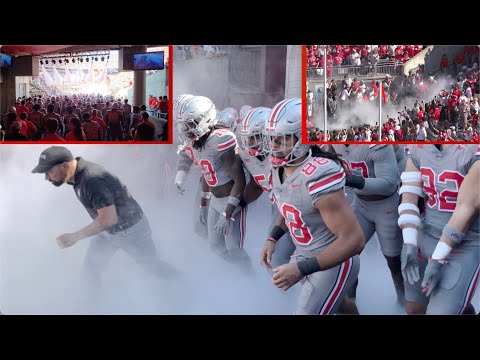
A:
[427,248,480,315]
[207,195,228,259]
[193,177,209,239]
[83,232,119,282]
[372,194,405,304]
[349,196,376,300]
[115,214,181,278]
[294,255,360,315]
[82,232,120,303]
[404,230,429,314]
[225,205,253,274]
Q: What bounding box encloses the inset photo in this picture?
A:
[173,45,301,122]
[0,45,172,143]
[304,45,479,143]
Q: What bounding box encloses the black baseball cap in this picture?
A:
[31,146,74,173]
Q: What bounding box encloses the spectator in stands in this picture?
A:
[41,119,65,142]
[105,103,124,141]
[455,52,465,74]
[327,93,337,118]
[20,112,38,141]
[16,100,29,119]
[91,110,106,140]
[123,99,132,124]
[451,104,460,133]
[160,122,169,141]
[135,122,155,141]
[44,103,62,136]
[28,104,45,139]
[82,113,103,141]
[4,120,28,141]
[159,96,168,118]
[139,112,156,132]
[65,117,86,141]
[441,54,449,75]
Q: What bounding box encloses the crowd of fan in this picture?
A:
[307,123,381,142]
[307,63,479,142]
[148,95,169,115]
[0,93,169,142]
[306,45,425,72]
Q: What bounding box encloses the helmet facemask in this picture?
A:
[262,98,309,167]
[239,107,271,157]
[177,96,216,143]
[240,132,266,157]
[177,116,205,141]
[264,131,310,167]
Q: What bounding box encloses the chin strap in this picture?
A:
[270,148,311,168]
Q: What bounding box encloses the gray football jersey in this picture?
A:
[238,148,272,193]
[331,144,399,196]
[409,144,480,246]
[394,144,408,176]
[179,129,238,187]
[270,155,346,256]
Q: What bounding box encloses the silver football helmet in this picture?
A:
[173,93,195,120]
[177,96,217,141]
[263,98,309,167]
[173,94,195,142]
[217,107,239,132]
[239,107,271,156]
[239,105,253,122]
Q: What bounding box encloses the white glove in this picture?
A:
[175,182,185,195]
[421,259,444,297]
[401,244,420,285]
[174,170,187,195]
[199,206,208,225]
[214,212,234,236]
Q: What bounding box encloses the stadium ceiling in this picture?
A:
[0,45,158,56]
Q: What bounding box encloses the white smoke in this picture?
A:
[0,145,299,314]
[310,76,457,133]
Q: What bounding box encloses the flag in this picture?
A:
[64,64,71,84]
[41,65,54,87]
[52,65,63,85]
[381,82,387,104]
[77,68,85,83]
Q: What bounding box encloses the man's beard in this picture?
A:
[50,180,65,187]
[50,172,68,187]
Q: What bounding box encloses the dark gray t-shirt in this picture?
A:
[70,157,143,232]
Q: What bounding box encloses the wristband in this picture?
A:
[268,225,286,241]
[228,196,241,207]
[201,191,212,200]
[442,224,466,244]
[297,257,321,276]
